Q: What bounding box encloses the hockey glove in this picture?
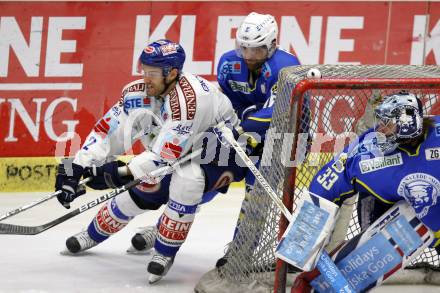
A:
[55,159,86,209]
[84,160,133,190]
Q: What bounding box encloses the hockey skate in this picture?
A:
[147,252,175,284]
[61,230,98,255]
[215,242,231,268]
[126,225,157,254]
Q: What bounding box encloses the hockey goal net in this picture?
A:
[196,65,440,293]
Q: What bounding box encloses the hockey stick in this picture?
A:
[0,177,92,222]
[0,148,202,235]
[219,125,354,292]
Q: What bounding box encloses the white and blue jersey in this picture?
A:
[309,116,440,247]
[217,48,300,138]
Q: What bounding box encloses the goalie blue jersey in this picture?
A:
[309,116,440,247]
[217,48,300,137]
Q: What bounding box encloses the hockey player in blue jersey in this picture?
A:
[309,91,440,250]
[215,12,300,267]
[217,12,300,140]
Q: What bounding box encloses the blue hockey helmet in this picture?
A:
[138,39,186,76]
[374,91,423,144]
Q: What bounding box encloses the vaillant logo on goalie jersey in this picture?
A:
[359,153,403,174]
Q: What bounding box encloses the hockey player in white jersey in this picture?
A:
[55,39,247,283]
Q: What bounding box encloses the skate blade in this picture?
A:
[60,249,78,256]
[126,245,153,255]
[148,273,163,284]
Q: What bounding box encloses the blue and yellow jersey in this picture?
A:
[309,116,440,247]
[217,48,300,138]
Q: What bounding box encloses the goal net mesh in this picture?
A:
[195,65,440,293]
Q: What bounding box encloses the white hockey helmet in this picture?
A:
[236,12,278,59]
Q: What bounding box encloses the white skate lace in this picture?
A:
[139,226,157,249]
[151,253,172,268]
[76,231,97,250]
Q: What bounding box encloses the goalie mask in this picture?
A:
[374,91,423,151]
[235,12,278,60]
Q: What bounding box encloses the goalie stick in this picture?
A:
[0,177,92,222]
[0,148,202,235]
[219,125,354,292]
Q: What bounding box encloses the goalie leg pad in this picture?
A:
[87,191,144,242]
[276,192,339,271]
[305,201,433,293]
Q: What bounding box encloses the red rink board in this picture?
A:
[0,1,439,156]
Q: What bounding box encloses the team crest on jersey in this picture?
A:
[397,173,440,218]
[359,153,403,174]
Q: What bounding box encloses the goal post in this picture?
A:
[195,65,440,293]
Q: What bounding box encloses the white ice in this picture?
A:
[0,189,437,293]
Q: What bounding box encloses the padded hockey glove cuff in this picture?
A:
[84,160,133,190]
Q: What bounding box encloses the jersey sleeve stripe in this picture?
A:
[248,117,272,122]
[355,178,395,204]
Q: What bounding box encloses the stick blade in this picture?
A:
[0,223,41,235]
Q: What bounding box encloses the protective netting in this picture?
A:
[195,65,440,293]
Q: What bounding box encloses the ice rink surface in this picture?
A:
[0,189,438,293]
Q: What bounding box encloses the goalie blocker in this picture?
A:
[291,200,434,293]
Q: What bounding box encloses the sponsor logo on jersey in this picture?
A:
[168,199,198,214]
[179,77,197,120]
[169,88,181,120]
[123,96,151,113]
[196,75,210,92]
[111,106,121,117]
[228,80,251,94]
[359,153,403,174]
[158,214,192,242]
[95,205,127,235]
[261,63,272,79]
[435,123,440,137]
[172,123,193,136]
[425,147,440,160]
[218,61,241,80]
[120,82,146,102]
[230,61,241,74]
[160,140,183,159]
[398,173,440,217]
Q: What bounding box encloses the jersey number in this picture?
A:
[429,149,440,159]
[316,167,339,191]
